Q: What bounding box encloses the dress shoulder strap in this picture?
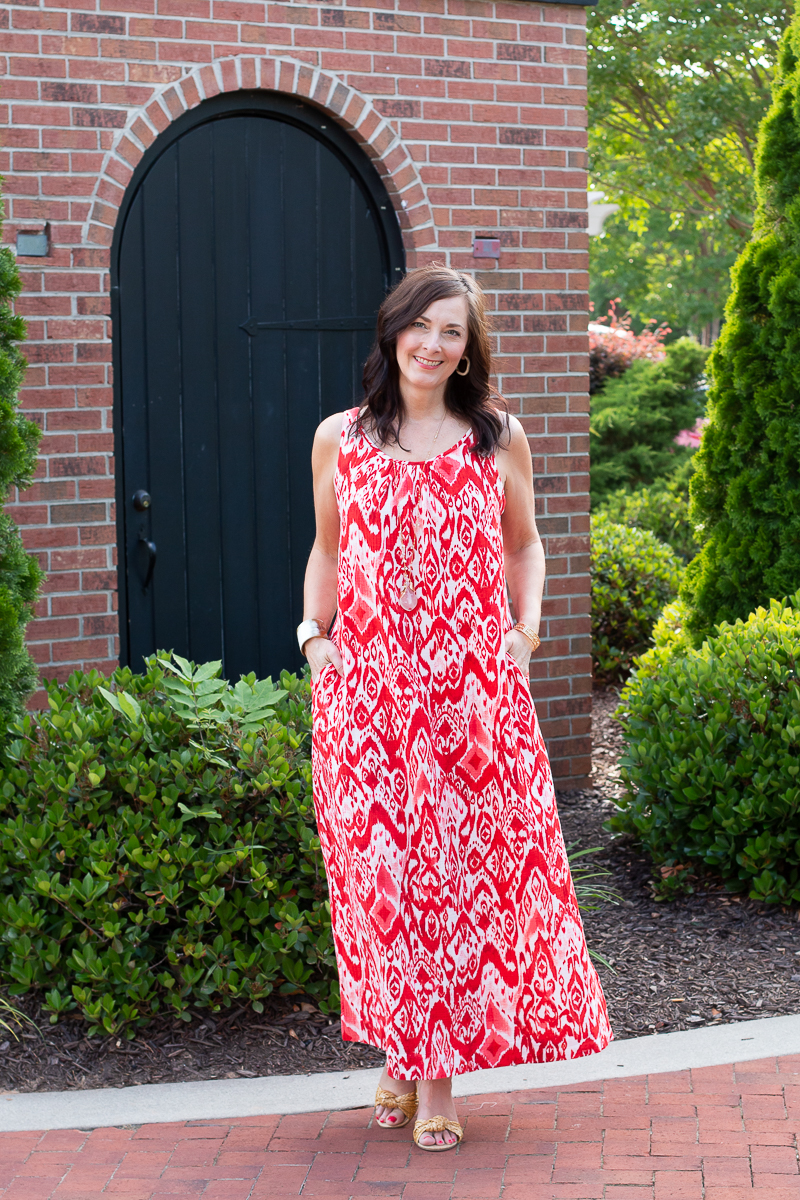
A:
[341,406,361,445]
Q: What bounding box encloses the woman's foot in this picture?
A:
[415,1078,459,1147]
[374,1067,416,1127]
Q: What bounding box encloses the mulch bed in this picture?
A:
[1,686,798,1094]
[566,688,800,1041]
[0,1001,384,1094]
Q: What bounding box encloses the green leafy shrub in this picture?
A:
[590,337,708,508]
[0,650,621,1037]
[610,594,800,905]
[591,513,683,682]
[0,198,43,726]
[638,599,693,668]
[682,16,800,645]
[0,653,337,1038]
[599,460,699,562]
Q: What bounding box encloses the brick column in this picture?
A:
[1,0,591,784]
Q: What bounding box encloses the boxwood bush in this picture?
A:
[0,653,337,1038]
[591,513,683,682]
[610,595,800,904]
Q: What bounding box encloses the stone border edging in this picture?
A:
[1,1013,798,1133]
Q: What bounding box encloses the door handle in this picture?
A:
[138,534,157,593]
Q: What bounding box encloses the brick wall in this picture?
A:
[1,0,592,785]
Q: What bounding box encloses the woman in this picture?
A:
[300,265,611,1152]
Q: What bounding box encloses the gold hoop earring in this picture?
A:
[456,356,470,376]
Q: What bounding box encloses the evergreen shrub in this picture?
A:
[590,337,708,508]
[610,595,800,905]
[0,208,43,726]
[683,15,800,643]
[600,461,699,562]
[0,653,337,1038]
[591,513,683,683]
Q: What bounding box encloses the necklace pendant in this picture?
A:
[399,588,420,612]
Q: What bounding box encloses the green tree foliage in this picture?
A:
[591,513,682,683]
[590,208,737,339]
[590,338,708,507]
[682,14,800,643]
[600,460,700,562]
[0,655,338,1038]
[0,203,42,726]
[610,595,800,905]
[588,0,790,333]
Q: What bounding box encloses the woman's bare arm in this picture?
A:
[497,415,546,668]
[303,412,344,678]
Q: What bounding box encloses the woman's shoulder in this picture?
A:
[315,411,347,446]
[315,409,361,445]
[486,403,525,454]
[312,410,363,471]
[311,411,351,473]
[488,407,530,490]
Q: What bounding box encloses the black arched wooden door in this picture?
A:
[112,92,404,680]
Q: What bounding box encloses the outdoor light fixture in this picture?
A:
[473,238,501,259]
[16,230,49,257]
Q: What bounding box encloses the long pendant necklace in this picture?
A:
[397,409,447,612]
[397,487,424,611]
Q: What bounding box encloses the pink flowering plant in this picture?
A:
[589,300,671,395]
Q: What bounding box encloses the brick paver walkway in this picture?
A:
[0,1055,798,1199]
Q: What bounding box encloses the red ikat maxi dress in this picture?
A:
[311,408,612,1079]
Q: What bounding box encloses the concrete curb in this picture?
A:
[1,1013,798,1133]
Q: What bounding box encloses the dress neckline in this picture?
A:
[359,425,474,466]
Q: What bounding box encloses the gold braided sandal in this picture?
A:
[413,1115,464,1152]
[374,1084,418,1129]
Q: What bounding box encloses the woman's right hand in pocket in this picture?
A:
[306,637,344,682]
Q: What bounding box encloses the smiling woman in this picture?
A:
[396,305,468,394]
[299,265,612,1153]
[356,266,504,458]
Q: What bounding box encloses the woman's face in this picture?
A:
[394,295,469,393]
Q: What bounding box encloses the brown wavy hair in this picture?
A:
[356,264,508,457]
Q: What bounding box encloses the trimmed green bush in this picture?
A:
[683,16,800,645]
[590,337,708,508]
[637,599,693,668]
[599,461,699,562]
[591,513,683,683]
[0,199,43,726]
[610,595,800,905]
[0,653,337,1038]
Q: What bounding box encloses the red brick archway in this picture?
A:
[84,55,435,260]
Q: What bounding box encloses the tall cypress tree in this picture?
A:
[0,196,43,725]
[682,8,800,643]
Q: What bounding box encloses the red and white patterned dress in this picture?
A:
[311,409,612,1079]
